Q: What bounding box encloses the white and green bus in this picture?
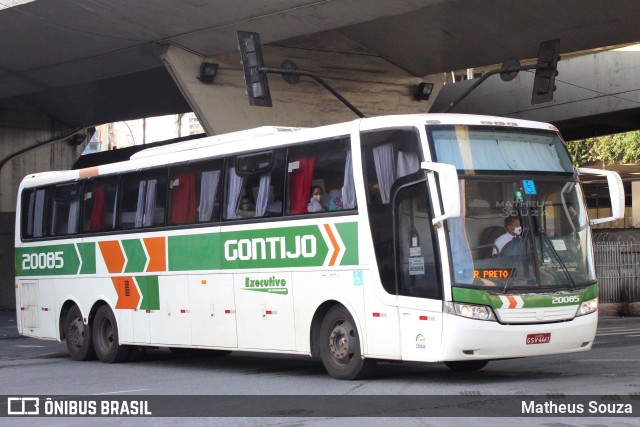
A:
[15,114,624,379]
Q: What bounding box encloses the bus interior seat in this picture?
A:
[479,226,505,258]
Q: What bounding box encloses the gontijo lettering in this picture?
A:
[224,235,316,261]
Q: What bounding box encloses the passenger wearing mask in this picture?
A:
[307,185,326,213]
[492,217,522,256]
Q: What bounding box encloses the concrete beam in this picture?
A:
[160,43,442,135]
[430,46,640,139]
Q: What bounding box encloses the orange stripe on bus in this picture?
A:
[79,166,99,178]
[143,237,166,272]
[98,240,125,274]
[112,276,140,310]
[323,224,340,266]
[507,295,518,309]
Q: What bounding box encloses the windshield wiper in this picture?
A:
[537,229,577,290]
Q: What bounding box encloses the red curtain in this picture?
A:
[169,173,196,224]
[89,185,105,232]
[288,157,315,214]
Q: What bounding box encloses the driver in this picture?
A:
[493,217,522,256]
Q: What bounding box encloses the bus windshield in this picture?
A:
[429,125,594,291]
[446,178,595,291]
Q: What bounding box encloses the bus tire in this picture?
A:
[319,305,374,380]
[92,305,131,363]
[65,305,96,361]
[444,360,489,371]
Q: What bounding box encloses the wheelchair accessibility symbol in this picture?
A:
[353,271,363,286]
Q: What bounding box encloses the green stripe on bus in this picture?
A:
[452,284,598,308]
[168,233,221,271]
[335,222,358,265]
[136,276,160,310]
[122,239,147,273]
[16,244,80,276]
[77,242,96,274]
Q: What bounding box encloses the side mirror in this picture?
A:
[421,162,461,226]
[578,168,625,224]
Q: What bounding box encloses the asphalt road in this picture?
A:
[1,309,639,426]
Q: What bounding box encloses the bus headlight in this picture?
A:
[577,297,598,316]
[444,302,496,321]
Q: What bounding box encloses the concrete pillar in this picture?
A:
[0,110,85,308]
[160,44,443,135]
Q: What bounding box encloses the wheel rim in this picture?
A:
[68,317,85,350]
[328,319,356,366]
[98,318,114,352]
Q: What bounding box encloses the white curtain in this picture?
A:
[134,181,147,227]
[199,170,221,222]
[397,151,419,178]
[225,167,244,219]
[373,144,395,204]
[342,150,356,209]
[143,179,157,227]
[255,172,271,217]
[67,199,80,234]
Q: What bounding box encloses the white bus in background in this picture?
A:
[15,114,624,379]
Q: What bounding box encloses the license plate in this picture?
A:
[526,333,551,345]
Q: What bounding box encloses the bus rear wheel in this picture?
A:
[319,305,374,380]
[65,305,96,361]
[444,360,489,371]
[92,305,131,363]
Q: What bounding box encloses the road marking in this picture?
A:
[92,389,151,395]
[15,345,44,348]
[597,331,640,336]
[576,359,640,363]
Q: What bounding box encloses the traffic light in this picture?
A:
[237,31,272,107]
[531,39,560,104]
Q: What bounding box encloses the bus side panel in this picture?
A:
[362,270,402,359]
[292,269,365,355]
[188,274,237,348]
[235,272,295,351]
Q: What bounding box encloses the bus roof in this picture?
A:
[19,114,559,188]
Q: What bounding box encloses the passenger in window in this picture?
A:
[307,185,327,213]
[328,189,343,211]
[493,217,522,256]
[236,195,256,218]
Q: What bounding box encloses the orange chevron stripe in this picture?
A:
[143,237,166,272]
[506,295,518,309]
[112,276,140,310]
[98,240,125,274]
[323,224,340,266]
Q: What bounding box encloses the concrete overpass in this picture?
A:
[2,0,640,307]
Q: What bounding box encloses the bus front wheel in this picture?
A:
[92,305,131,363]
[65,305,96,361]
[319,305,374,380]
[444,360,489,371]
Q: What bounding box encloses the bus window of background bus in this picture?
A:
[82,178,118,233]
[286,137,355,215]
[224,150,285,220]
[21,187,48,239]
[360,128,423,294]
[118,170,167,229]
[50,182,81,236]
[168,159,223,225]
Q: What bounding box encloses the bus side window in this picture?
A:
[21,187,48,239]
[119,170,167,229]
[224,150,284,220]
[286,137,355,215]
[50,183,81,236]
[169,159,223,225]
[82,178,118,233]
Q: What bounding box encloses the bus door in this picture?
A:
[393,180,444,362]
